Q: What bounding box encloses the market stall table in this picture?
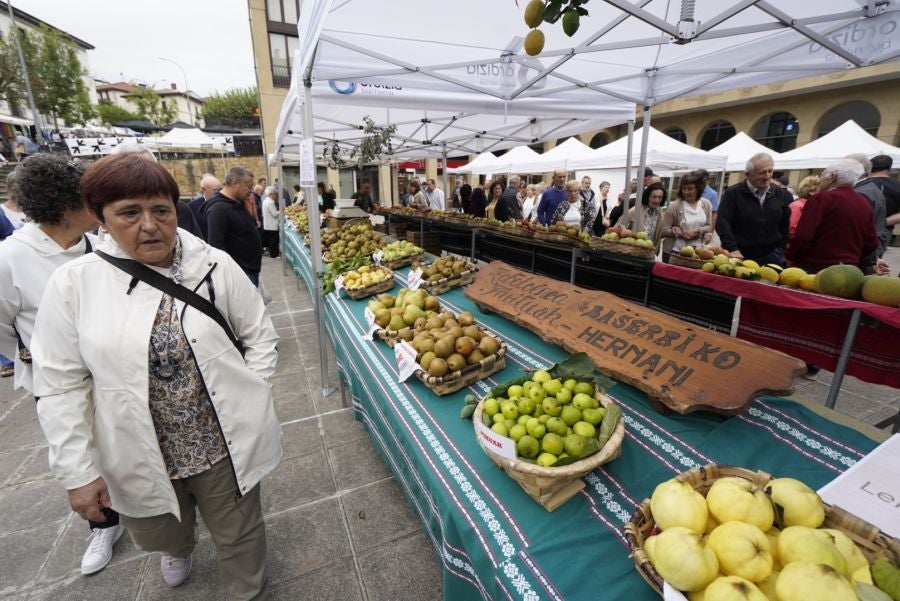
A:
[281,224,883,601]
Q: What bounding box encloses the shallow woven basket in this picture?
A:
[473,389,625,511]
[624,464,900,596]
[341,270,396,300]
[589,237,657,260]
[534,230,582,245]
[422,268,477,295]
[380,251,425,271]
[414,341,507,396]
[496,225,535,239]
[668,254,707,269]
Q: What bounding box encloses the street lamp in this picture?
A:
[158,57,193,125]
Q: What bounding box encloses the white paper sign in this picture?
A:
[662,582,689,601]
[372,250,384,266]
[407,267,423,290]
[332,274,345,296]
[394,340,420,382]
[475,419,516,461]
[361,307,379,341]
[299,138,316,187]
[818,434,900,538]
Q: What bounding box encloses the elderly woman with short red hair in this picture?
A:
[31,153,282,599]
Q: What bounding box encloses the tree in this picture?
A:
[202,87,260,129]
[96,103,137,126]
[19,25,96,127]
[130,86,177,125]
[0,32,25,116]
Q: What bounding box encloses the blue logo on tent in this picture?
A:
[328,80,356,95]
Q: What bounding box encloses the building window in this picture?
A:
[699,120,736,151]
[817,101,881,139]
[161,100,168,111]
[589,132,608,148]
[664,127,687,144]
[266,0,299,25]
[269,32,293,88]
[753,112,799,152]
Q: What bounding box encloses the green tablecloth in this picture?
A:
[282,226,878,601]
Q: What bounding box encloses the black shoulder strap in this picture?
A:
[83,235,92,254]
[94,250,244,355]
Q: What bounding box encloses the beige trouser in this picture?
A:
[120,460,269,601]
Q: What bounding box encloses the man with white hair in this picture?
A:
[846,153,889,257]
[423,178,445,211]
[786,159,878,273]
[716,152,792,264]
[189,173,221,240]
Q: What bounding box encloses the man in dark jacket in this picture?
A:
[495,175,523,222]
[202,166,263,286]
[536,169,568,225]
[188,173,221,240]
[716,152,792,265]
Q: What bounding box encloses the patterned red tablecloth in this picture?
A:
[652,263,900,388]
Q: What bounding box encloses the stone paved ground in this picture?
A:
[0,258,443,600]
[2,250,897,600]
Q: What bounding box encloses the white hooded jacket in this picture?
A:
[0,223,95,392]
[31,229,282,520]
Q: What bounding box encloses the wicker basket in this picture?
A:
[668,254,707,269]
[624,464,900,596]
[589,237,657,260]
[340,270,396,300]
[415,341,507,395]
[422,267,477,295]
[534,230,581,245]
[473,389,625,511]
[379,251,425,271]
[496,225,535,239]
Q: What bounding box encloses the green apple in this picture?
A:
[516,396,536,416]
[564,434,589,458]
[563,378,578,391]
[545,417,567,437]
[507,384,524,398]
[561,405,582,427]
[483,397,499,416]
[533,404,544,418]
[516,435,539,459]
[492,412,505,425]
[527,422,546,439]
[538,414,550,424]
[541,433,564,455]
[541,397,561,417]
[573,382,594,395]
[532,369,552,384]
[517,414,531,426]
[528,386,546,403]
[509,424,527,442]
[573,392,595,411]
[491,422,508,437]
[536,452,558,467]
[541,378,563,396]
[582,407,605,426]
[555,388,572,405]
[500,401,519,420]
[573,421,596,438]
[505,419,516,431]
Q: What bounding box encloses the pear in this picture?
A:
[703,576,768,601]
[822,529,869,575]
[775,562,857,601]
[650,478,709,534]
[706,477,774,532]
[646,526,719,592]
[402,305,425,326]
[777,526,847,575]
[707,521,773,583]
[765,478,825,528]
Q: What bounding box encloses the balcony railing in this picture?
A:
[272,64,291,88]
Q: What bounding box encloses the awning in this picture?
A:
[0,115,33,128]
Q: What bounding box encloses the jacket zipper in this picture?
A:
[179,263,244,499]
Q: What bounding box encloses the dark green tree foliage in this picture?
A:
[0,31,25,115]
[130,86,177,125]
[202,86,260,128]
[96,103,138,126]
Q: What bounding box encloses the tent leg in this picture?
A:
[623,119,635,198]
[301,82,335,399]
[441,143,449,209]
[277,153,289,277]
[634,106,653,233]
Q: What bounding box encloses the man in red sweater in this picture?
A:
[787,159,878,273]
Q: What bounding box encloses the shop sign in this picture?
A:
[465,262,804,415]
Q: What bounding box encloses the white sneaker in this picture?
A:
[81,524,124,575]
[160,554,192,587]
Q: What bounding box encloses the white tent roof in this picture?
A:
[448,152,499,175]
[776,120,900,170]
[710,131,784,172]
[569,126,727,171]
[152,127,219,149]
[468,145,541,175]
[512,137,599,173]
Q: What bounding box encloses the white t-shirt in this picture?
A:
[672,201,707,252]
[2,204,26,229]
[563,202,582,227]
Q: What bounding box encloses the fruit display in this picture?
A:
[496,219,536,238]
[377,240,423,266]
[414,255,475,283]
[284,204,309,234]
[323,255,370,295]
[367,288,442,332]
[406,309,502,376]
[597,225,656,249]
[534,222,584,241]
[631,467,899,600]
[321,221,386,262]
[342,265,393,292]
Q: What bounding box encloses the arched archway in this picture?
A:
[752,112,799,152]
[699,120,736,151]
[589,132,609,148]
[664,127,687,144]
[555,136,572,146]
[816,101,881,138]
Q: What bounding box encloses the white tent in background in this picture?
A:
[776,120,900,170]
[470,145,541,175]
[152,127,218,149]
[448,152,499,175]
[711,132,784,172]
[569,127,727,172]
[512,137,598,173]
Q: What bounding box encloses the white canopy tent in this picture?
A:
[277,0,900,399]
[462,145,542,176]
[710,131,784,172]
[776,120,900,170]
[569,126,727,171]
[151,127,220,149]
[447,152,499,175]
[511,137,600,173]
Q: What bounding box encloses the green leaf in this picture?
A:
[516,457,538,465]
[543,0,564,23]
[576,6,589,15]
[597,403,622,449]
[553,455,578,466]
[551,352,596,381]
[481,413,493,427]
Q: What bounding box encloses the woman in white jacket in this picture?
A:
[31,154,282,599]
[262,186,280,259]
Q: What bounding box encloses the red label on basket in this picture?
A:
[475,419,516,461]
[407,267,423,290]
[394,340,419,382]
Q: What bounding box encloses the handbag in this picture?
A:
[95,251,245,356]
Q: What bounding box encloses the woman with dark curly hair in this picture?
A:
[0,153,122,575]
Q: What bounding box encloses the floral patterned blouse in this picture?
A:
[147,236,228,479]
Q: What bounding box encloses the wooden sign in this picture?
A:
[465,262,805,415]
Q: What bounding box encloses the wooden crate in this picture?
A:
[406,231,442,256]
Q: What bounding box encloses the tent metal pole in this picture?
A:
[635,105,653,233]
[277,151,289,277]
[623,119,635,216]
[441,143,449,207]
[302,81,335,398]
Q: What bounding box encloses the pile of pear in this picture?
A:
[644,475,894,600]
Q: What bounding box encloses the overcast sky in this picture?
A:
[13,0,257,97]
